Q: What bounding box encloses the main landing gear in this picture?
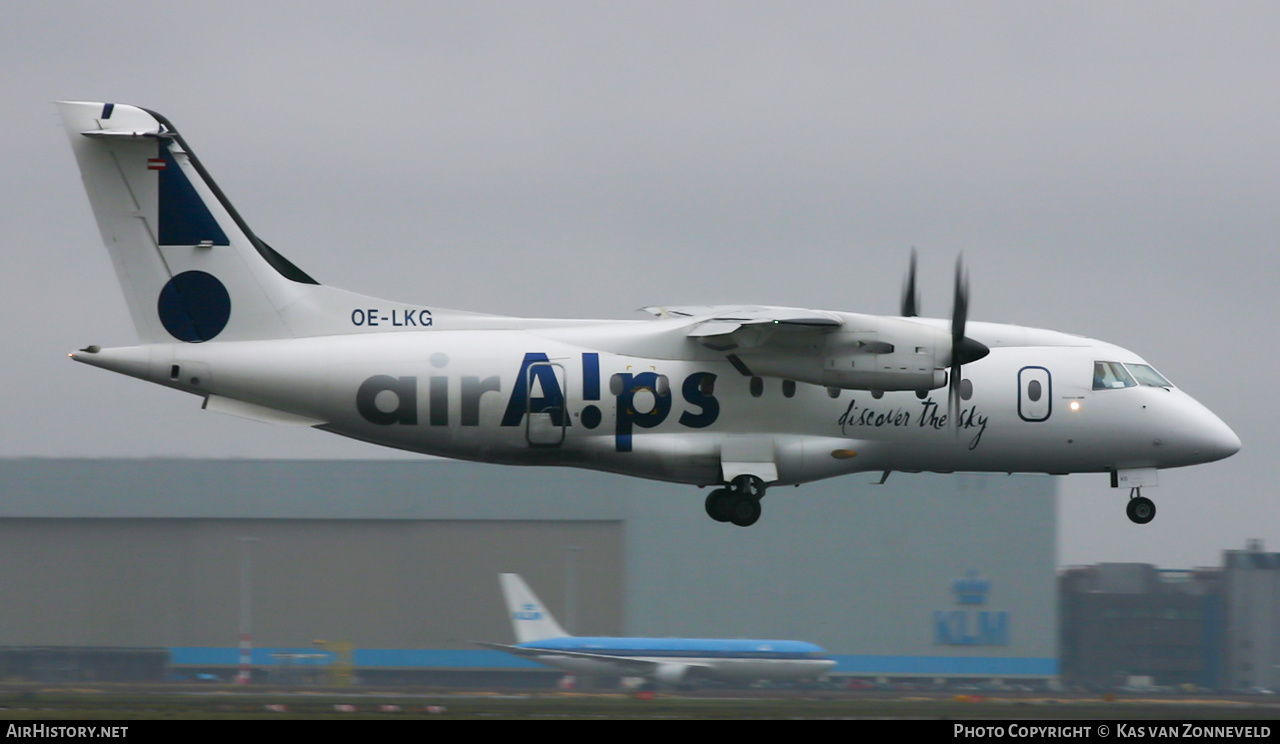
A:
[1126,487,1156,525]
[704,475,766,527]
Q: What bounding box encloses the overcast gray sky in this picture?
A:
[3,2,1276,569]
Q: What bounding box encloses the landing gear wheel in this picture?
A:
[1126,492,1156,525]
[727,497,762,527]
[705,488,732,523]
[705,476,768,525]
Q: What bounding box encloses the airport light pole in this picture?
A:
[237,536,258,684]
[564,545,582,635]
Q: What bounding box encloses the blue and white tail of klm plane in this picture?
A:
[500,572,570,644]
[483,573,835,686]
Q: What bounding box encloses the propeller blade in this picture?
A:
[952,254,968,342]
[949,256,963,425]
[949,255,990,429]
[900,248,919,317]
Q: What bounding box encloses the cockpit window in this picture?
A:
[1093,361,1136,390]
[1125,363,1173,388]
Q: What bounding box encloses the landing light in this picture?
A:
[1070,401,1081,411]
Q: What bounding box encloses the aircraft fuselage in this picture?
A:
[74,317,1239,489]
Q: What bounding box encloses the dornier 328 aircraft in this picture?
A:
[56,102,1241,527]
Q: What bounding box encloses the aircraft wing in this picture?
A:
[642,305,841,332]
[474,641,707,676]
[641,304,842,352]
[641,304,952,391]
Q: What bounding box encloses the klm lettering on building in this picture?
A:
[934,570,1010,646]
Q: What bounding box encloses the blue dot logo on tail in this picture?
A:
[157,271,231,342]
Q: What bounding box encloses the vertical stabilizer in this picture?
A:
[59,101,504,344]
[499,573,570,643]
[57,101,317,344]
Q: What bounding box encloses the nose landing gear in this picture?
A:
[704,475,766,527]
[1126,487,1156,525]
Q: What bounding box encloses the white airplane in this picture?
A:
[479,573,836,685]
[57,102,1240,527]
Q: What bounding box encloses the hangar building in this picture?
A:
[0,459,1056,684]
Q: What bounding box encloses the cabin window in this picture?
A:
[782,380,796,398]
[750,377,764,398]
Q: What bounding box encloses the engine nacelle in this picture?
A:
[652,663,692,685]
[741,315,952,391]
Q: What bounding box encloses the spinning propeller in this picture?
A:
[901,251,990,428]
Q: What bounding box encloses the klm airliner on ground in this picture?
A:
[478,574,836,685]
[57,102,1240,527]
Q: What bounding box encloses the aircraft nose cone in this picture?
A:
[1186,407,1241,463]
[1204,420,1242,462]
[1158,393,1241,466]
